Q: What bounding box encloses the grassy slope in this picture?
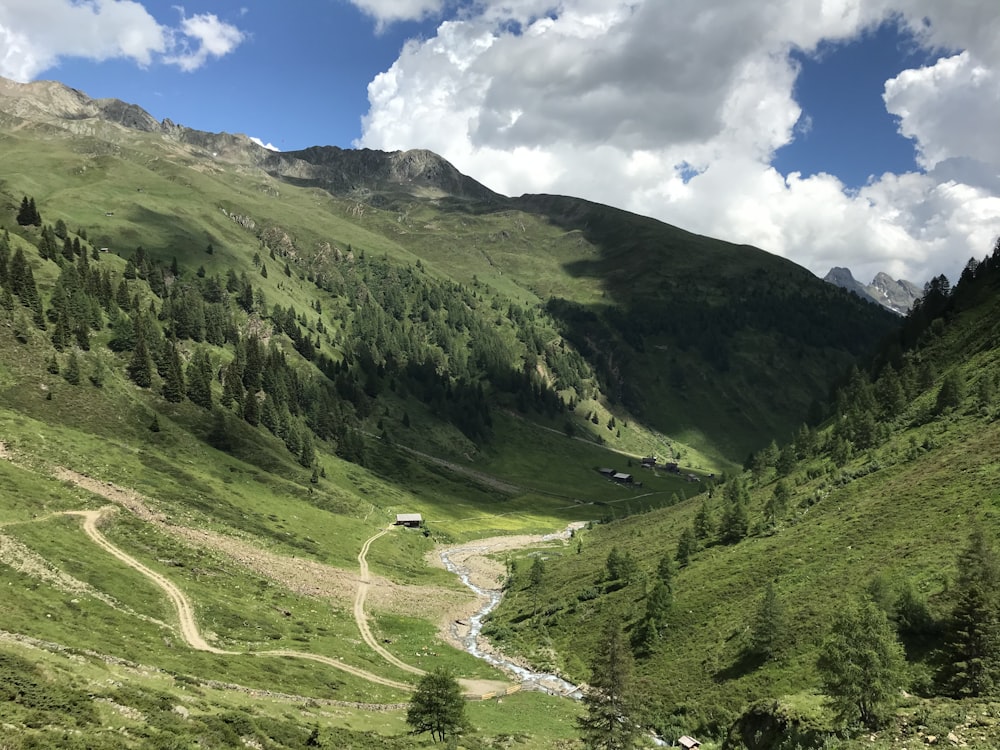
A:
[0,97,909,748]
[487,275,1000,746]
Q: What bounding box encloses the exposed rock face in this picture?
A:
[0,75,500,203]
[823,267,920,315]
[869,271,921,315]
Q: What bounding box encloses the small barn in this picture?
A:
[678,736,701,750]
[597,467,616,477]
[612,472,633,484]
[394,513,423,528]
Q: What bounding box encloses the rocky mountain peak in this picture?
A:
[0,75,495,203]
[823,267,920,315]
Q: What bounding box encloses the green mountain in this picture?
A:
[488,244,1000,748]
[0,74,942,749]
[0,74,898,470]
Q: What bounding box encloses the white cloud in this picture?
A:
[249,136,280,151]
[884,52,1000,170]
[347,0,447,27]
[163,12,245,72]
[358,0,1000,285]
[0,0,245,81]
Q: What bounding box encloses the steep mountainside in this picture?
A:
[0,75,900,466]
[490,244,1000,747]
[1,73,994,750]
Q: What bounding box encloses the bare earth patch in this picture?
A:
[53,468,468,624]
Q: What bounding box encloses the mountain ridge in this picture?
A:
[823,265,921,315]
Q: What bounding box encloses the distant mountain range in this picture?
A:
[823,266,922,315]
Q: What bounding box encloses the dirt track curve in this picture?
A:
[354,527,426,677]
[0,443,516,698]
[70,507,413,692]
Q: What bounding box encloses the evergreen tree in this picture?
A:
[606,546,638,584]
[749,582,787,661]
[635,577,673,653]
[185,349,213,409]
[16,196,33,226]
[936,370,966,414]
[817,599,904,729]
[127,330,153,388]
[63,350,81,385]
[529,555,546,615]
[405,667,468,742]
[947,530,1000,697]
[765,480,791,528]
[162,340,185,403]
[578,620,640,749]
[675,526,697,567]
[693,499,715,540]
[720,475,750,543]
[16,196,41,227]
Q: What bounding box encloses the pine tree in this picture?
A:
[765,480,791,528]
[185,349,213,409]
[16,196,33,226]
[578,620,640,749]
[693,499,714,540]
[162,340,185,403]
[635,577,673,653]
[676,526,697,567]
[405,667,468,742]
[947,530,1000,697]
[720,475,750,543]
[64,350,81,385]
[127,329,153,388]
[749,582,787,661]
[817,598,904,729]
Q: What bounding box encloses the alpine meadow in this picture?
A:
[1,75,999,750]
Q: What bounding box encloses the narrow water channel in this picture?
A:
[439,527,583,698]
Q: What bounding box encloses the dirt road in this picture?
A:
[353,526,425,676]
[68,507,414,692]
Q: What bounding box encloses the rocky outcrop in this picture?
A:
[0,75,500,203]
[823,267,920,316]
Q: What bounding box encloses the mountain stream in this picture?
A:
[439,524,585,697]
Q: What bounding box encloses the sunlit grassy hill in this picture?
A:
[0,74,923,749]
[0,75,899,468]
[488,250,1000,748]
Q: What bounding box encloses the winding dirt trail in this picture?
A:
[69,508,230,654]
[0,443,508,697]
[65,506,413,692]
[353,526,426,677]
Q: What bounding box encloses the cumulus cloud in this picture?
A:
[162,12,246,72]
[347,0,447,27]
[358,0,1000,284]
[0,0,244,81]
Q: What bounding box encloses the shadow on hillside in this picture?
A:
[712,650,766,684]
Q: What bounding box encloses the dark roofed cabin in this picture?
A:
[394,513,423,528]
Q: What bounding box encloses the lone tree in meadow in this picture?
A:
[579,620,640,749]
[817,598,904,729]
[749,581,787,661]
[405,667,468,743]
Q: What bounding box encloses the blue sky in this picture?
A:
[1,0,998,285]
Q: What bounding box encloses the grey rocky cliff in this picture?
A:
[823,267,920,315]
